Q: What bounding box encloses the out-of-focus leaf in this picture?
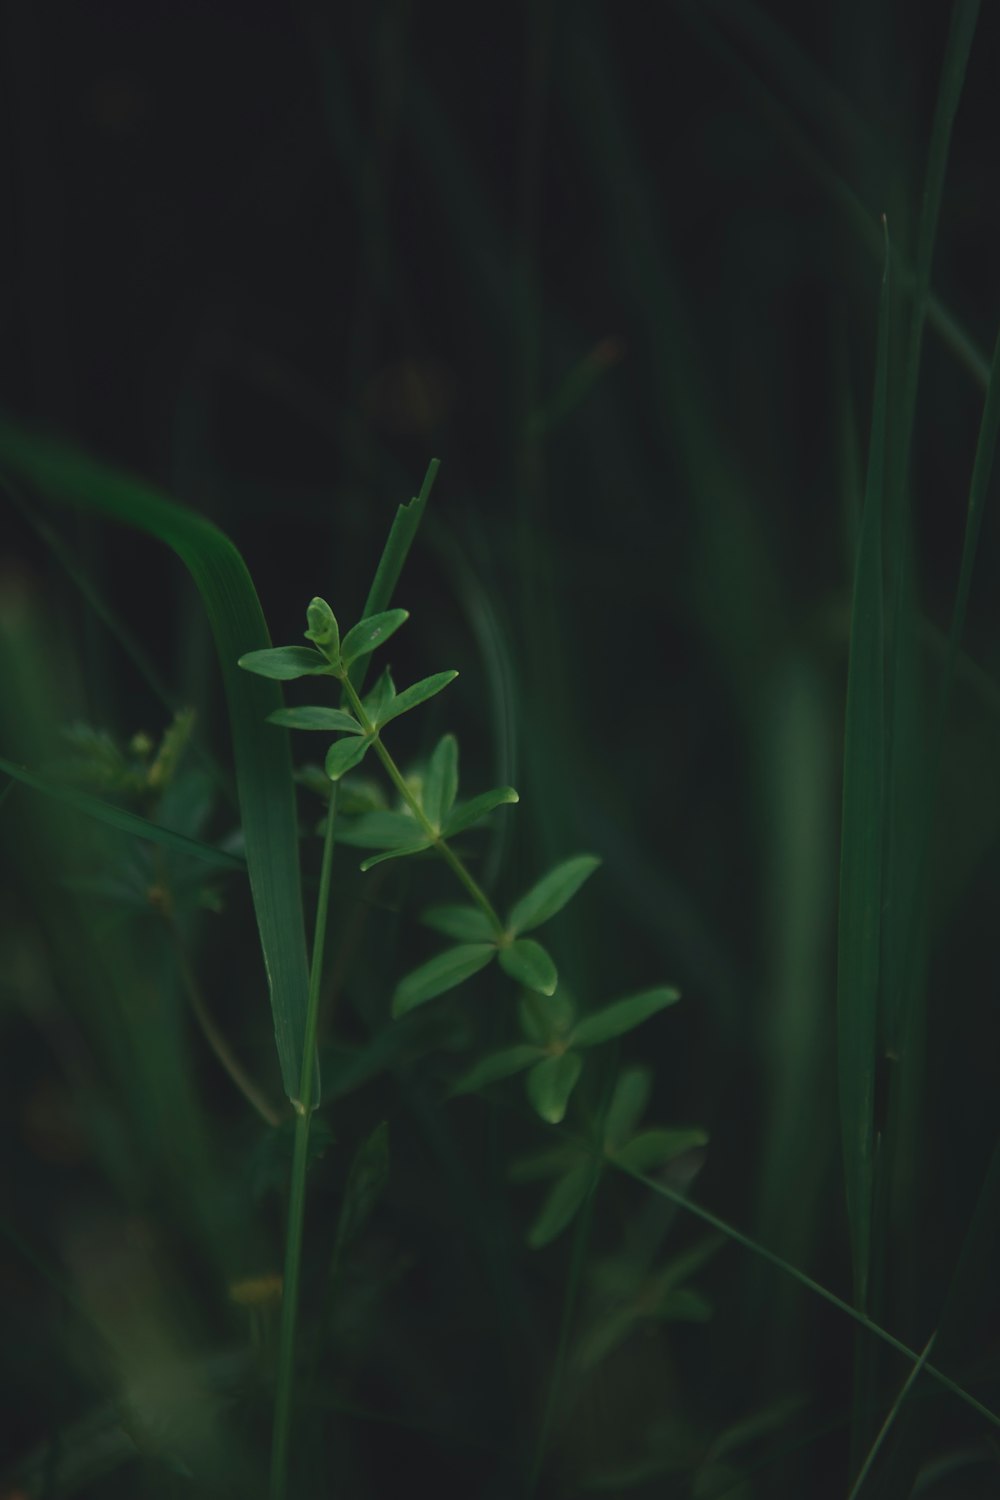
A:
[527,1161,595,1249]
[421,904,496,942]
[391,943,497,1017]
[451,1044,544,1095]
[526,1052,583,1124]
[507,854,601,935]
[499,938,558,995]
[614,1128,708,1174]
[572,986,680,1047]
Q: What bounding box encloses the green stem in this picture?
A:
[270,789,339,1500]
[340,676,505,939]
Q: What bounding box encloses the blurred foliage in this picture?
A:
[3,2,1000,1496]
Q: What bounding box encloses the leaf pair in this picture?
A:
[342,735,518,872]
[392,855,602,1017]
[510,1066,709,1248]
[239,601,408,682]
[453,985,681,1125]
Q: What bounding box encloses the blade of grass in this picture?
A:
[348,457,439,697]
[0,754,245,871]
[673,0,990,390]
[874,0,980,1418]
[846,1332,937,1500]
[270,460,436,1500]
[837,222,891,1316]
[609,1157,1000,1436]
[0,421,312,1103]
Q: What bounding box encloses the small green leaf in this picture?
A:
[363,667,396,727]
[325,736,373,781]
[340,609,409,667]
[451,1044,544,1095]
[380,671,459,726]
[391,943,497,1016]
[304,597,341,667]
[507,854,601,935]
[266,706,363,734]
[604,1066,652,1149]
[526,1052,583,1124]
[518,989,577,1045]
[422,904,496,942]
[571,986,681,1048]
[423,734,458,829]
[614,1127,709,1174]
[442,786,519,836]
[237,645,331,680]
[359,842,431,871]
[528,1160,595,1249]
[337,810,424,849]
[499,938,557,995]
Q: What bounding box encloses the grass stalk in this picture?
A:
[270,790,339,1500]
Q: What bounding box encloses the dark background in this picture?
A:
[3,2,1000,1497]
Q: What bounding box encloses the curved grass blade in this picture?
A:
[348,458,439,696]
[0,422,314,1104]
[836,224,891,1314]
[0,755,245,871]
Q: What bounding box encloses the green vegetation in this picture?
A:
[3,3,1000,1497]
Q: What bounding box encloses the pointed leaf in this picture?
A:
[528,1160,595,1249]
[507,854,601,935]
[442,786,519,836]
[340,609,409,667]
[572,986,681,1048]
[391,943,497,1017]
[266,706,363,733]
[451,1044,545,1095]
[380,670,459,726]
[423,734,458,829]
[526,1051,583,1124]
[304,597,341,667]
[499,938,557,995]
[237,645,331,680]
[359,841,431,871]
[363,667,396,727]
[422,904,496,942]
[604,1066,653,1150]
[325,736,373,781]
[337,810,424,849]
[614,1127,708,1174]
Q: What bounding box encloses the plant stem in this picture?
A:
[168,915,285,1127]
[339,676,505,939]
[270,789,339,1500]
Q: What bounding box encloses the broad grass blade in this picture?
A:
[0,423,314,1104]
